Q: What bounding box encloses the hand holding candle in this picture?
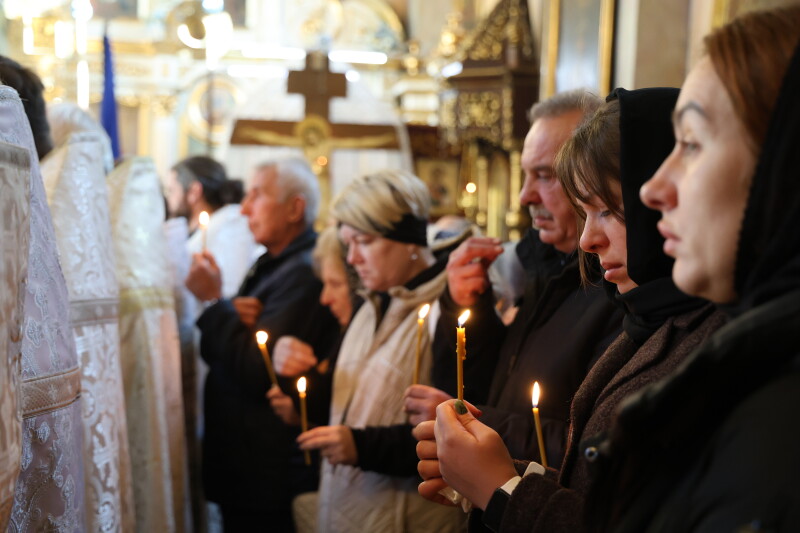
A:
[456,310,470,401]
[531,381,547,468]
[297,377,311,466]
[255,330,279,388]
[198,210,209,252]
[413,303,431,385]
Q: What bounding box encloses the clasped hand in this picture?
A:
[415,400,517,510]
[297,425,357,466]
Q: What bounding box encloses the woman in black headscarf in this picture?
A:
[587,6,800,532]
[414,87,728,532]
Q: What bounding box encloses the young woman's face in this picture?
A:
[578,181,637,294]
[640,58,757,303]
[338,224,417,292]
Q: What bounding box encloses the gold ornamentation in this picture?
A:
[457,92,501,129]
[463,0,535,63]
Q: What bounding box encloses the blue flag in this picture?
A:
[101,31,121,160]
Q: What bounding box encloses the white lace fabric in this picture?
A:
[0,139,31,531]
[41,101,135,533]
[108,157,189,533]
[0,86,87,532]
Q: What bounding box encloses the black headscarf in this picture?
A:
[606,88,706,345]
[586,43,800,533]
[730,41,800,314]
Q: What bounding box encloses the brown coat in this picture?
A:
[473,303,727,533]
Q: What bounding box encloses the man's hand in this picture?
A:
[266,385,299,425]
[404,385,454,426]
[297,425,357,466]
[273,336,318,377]
[232,297,263,328]
[434,400,518,510]
[186,251,223,302]
[446,237,504,306]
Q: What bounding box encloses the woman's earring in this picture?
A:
[410,248,419,261]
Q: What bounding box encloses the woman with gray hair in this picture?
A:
[298,170,464,532]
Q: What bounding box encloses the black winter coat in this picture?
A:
[197,228,339,511]
[433,231,623,467]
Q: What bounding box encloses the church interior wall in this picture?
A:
[2,0,798,227]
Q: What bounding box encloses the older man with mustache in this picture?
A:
[404,90,623,471]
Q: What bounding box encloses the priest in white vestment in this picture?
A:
[41,103,135,533]
[0,83,86,532]
[108,156,189,533]
[0,132,30,532]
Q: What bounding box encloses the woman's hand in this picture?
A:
[273,336,318,377]
[413,421,456,507]
[266,385,299,425]
[297,425,357,466]
[403,385,454,426]
[434,400,518,510]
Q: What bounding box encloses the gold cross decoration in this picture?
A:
[230,51,401,220]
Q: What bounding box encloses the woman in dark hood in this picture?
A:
[588,6,800,532]
[414,87,728,532]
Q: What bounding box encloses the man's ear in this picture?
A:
[286,194,307,224]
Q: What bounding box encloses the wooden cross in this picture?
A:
[287,51,347,120]
[230,51,401,220]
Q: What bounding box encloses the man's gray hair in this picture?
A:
[256,158,320,227]
[527,89,602,125]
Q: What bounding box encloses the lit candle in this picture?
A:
[255,330,278,388]
[297,377,311,466]
[456,310,470,401]
[198,210,210,252]
[412,303,431,385]
[531,381,548,468]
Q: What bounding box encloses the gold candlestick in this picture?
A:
[531,381,548,468]
[297,377,311,466]
[255,330,278,387]
[412,303,431,385]
[456,310,470,401]
[198,210,209,252]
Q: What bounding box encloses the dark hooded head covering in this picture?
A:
[731,42,800,314]
[606,87,705,344]
[585,42,800,533]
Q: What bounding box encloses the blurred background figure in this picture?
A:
[300,170,465,533]
[0,57,87,533]
[165,155,263,531]
[267,225,361,533]
[42,102,135,533]
[108,156,189,533]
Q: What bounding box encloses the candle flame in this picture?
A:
[532,381,540,408]
[198,211,209,228]
[418,303,431,320]
[255,330,268,345]
[458,310,470,327]
[297,377,307,393]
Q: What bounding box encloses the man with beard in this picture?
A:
[404,90,623,469]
